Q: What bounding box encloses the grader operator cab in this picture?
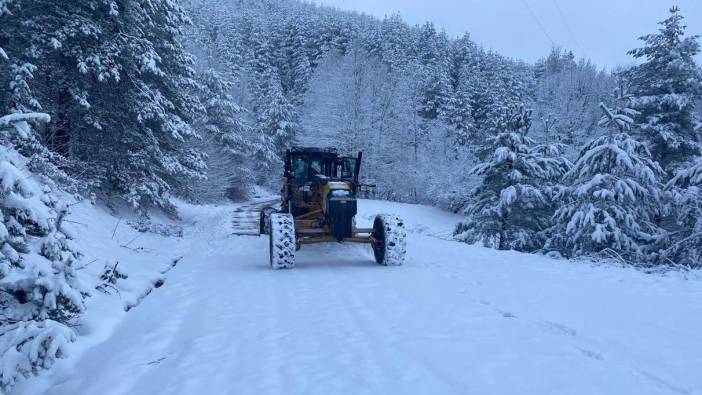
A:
[260,147,406,269]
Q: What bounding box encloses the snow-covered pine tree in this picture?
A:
[414,22,451,121]
[546,102,667,262]
[274,21,313,105]
[623,6,702,175]
[187,69,254,202]
[468,52,529,145]
[455,106,570,251]
[445,34,477,145]
[256,73,300,160]
[377,14,413,72]
[248,24,276,84]
[0,2,84,194]
[0,112,86,392]
[665,158,702,267]
[2,0,207,212]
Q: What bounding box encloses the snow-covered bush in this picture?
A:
[455,106,571,251]
[96,261,128,295]
[0,320,76,391]
[0,113,87,392]
[546,103,667,262]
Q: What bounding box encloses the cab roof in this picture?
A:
[290,147,337,154]
[288,147,340,159]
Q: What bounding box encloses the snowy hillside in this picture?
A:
[11,198,702,395]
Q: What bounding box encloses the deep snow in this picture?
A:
[12,198,702,395]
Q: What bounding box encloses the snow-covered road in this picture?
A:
[25,200,702,395]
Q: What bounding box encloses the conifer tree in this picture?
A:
[275,22,312,105]
[624,6,702,174]
[445,35,478,144]
[255,74,299,160]
[0,112,86,392]
[415,23,451,121]
[665,158,702,267]
[187,69,254,201]
[1,0,208,211]
[547,101,667,261]
[455,106,570,251]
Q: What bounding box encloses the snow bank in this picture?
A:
[4,196,192,394]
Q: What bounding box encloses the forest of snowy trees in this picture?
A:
[0,0,701,390]
[182,0,701,266]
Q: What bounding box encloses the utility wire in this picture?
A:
[520,0,556,47]
[551,0,583,52]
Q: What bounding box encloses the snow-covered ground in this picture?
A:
[13,199,702,395]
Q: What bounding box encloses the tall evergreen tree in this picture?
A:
[414,22,451,120]
[256,74,299,160]
[546,102,667,261]
[378,14,412,71]
[445,34,478,144]
[1,0,208,212]
[187,69,254,201]
[624,6,702,174]
[455,106,570,251]
[275,21,312,105]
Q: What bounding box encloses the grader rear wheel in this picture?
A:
[371,214,407,266]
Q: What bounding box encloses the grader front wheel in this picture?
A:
[269,213,296,269]
[371,214,407,266]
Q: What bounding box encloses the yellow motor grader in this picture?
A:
[260,147,406,269]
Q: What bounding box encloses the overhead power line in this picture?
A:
[520,0,555,47]
[551,0,583,52]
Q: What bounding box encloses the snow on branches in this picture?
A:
[455,106,571,251]
[546,103,667,262]
[623,6,702,173]
[0,113,86,392]
[665,159,702,267]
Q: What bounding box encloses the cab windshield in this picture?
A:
[293,157,308,185]
[340,158,357,180]
[290,154,356,184]
[310,159,323,177]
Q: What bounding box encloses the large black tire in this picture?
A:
[269,213,296,269]
[372,214,406,266]
[259,207,277,235]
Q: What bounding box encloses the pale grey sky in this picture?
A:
[313,0,702,68]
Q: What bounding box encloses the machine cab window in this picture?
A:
[310,158,323,178]
[288,149,361,187]
[292,157,308,185]
[340,158,357,180]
